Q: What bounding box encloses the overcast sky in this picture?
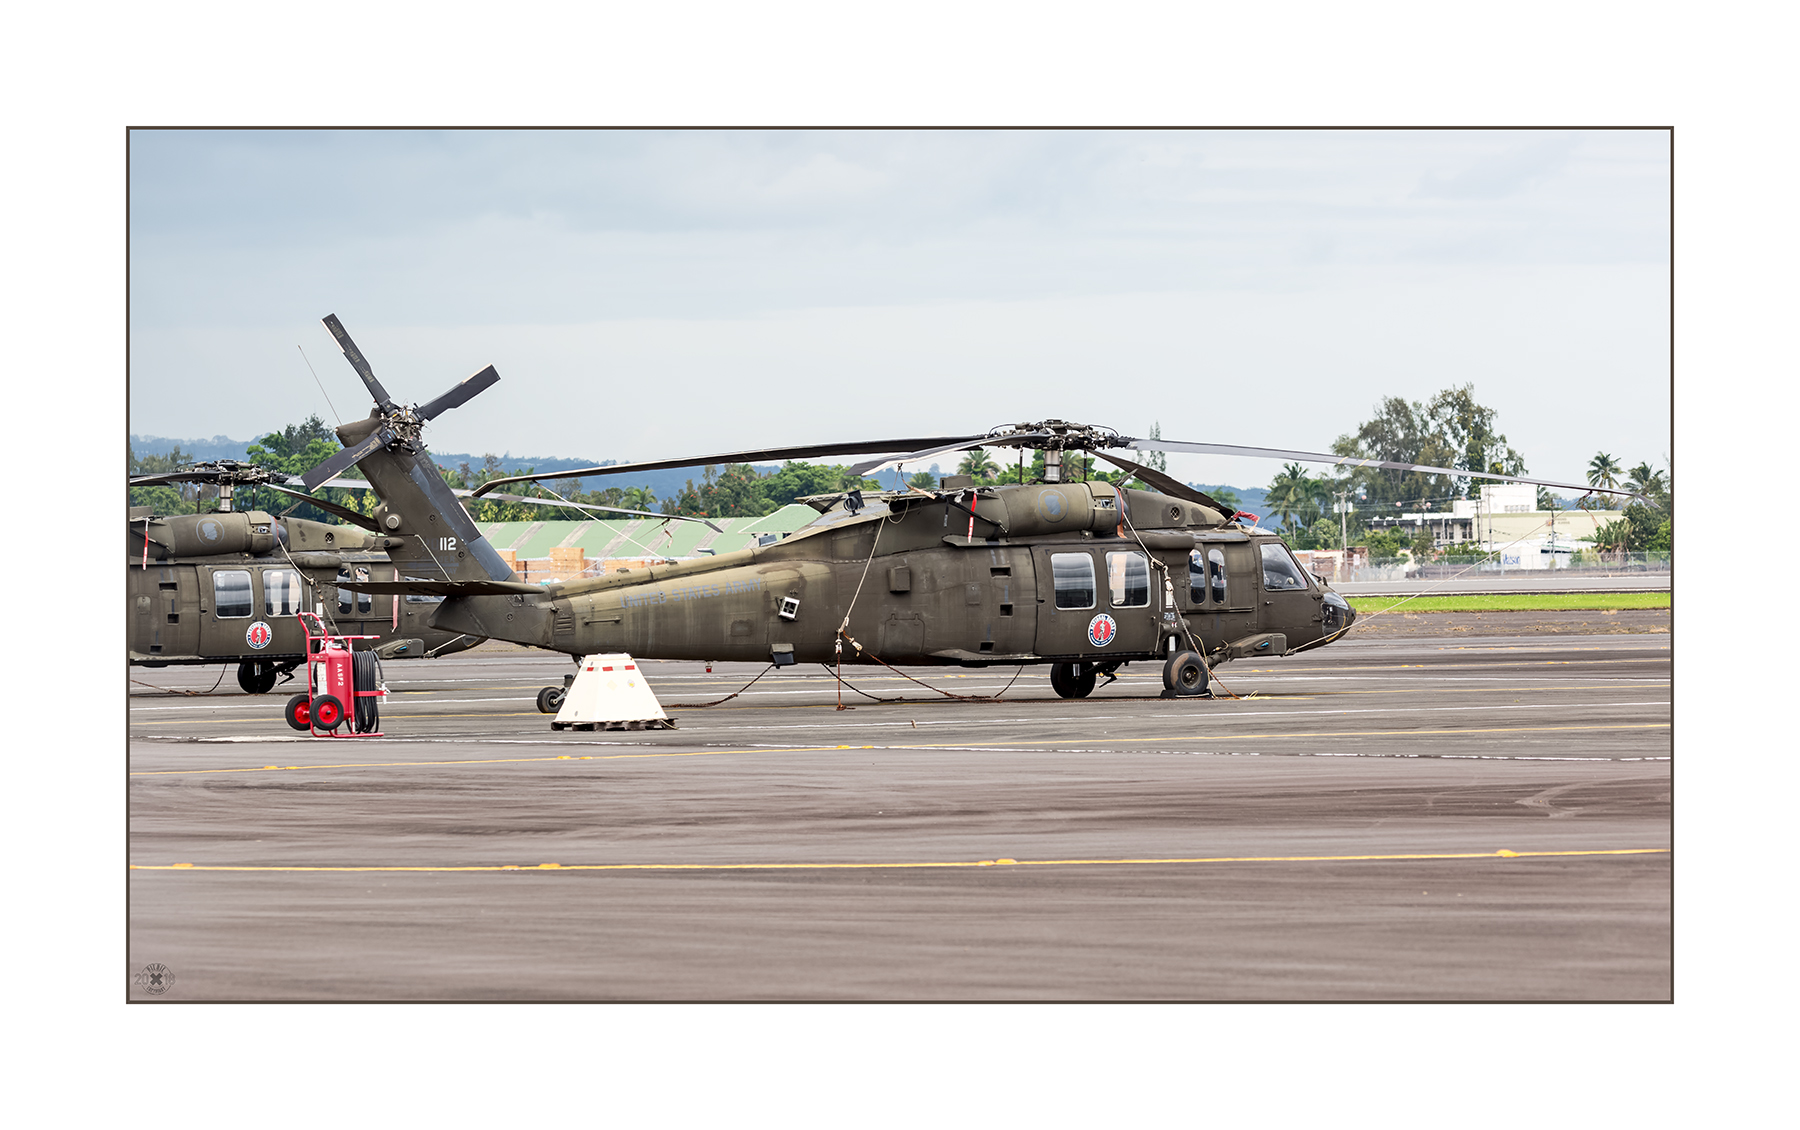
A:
[128,129,1669,491]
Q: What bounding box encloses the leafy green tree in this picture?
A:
[758,461,878,507]
[1331,385,1523,520]
[128,441,201,513]
[238,415,361,521]
[906,470,939,491]
[1363,527,1420,560]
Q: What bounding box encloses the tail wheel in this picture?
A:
[1049,661,1098,699]
[311,694,345,731]
[537,686,566,714]
[284,693,312,731]
[1162,651,1209,697]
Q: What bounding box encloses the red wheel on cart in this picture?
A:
[311,694,345,731]
[284,693,312,731]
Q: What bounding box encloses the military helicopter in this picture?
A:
[129,398,725,696]
[296,314,1641,707]
[127,460,490,693]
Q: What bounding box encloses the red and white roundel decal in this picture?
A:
[246,621,273,650]
[1087,613,1117,647]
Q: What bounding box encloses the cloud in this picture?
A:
[1413,133,1581,200]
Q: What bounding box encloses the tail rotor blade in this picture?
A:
[322,314,396,411]
[416,365,500,421]
[302,429,387,491]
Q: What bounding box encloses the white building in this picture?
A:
[1369,483,1621,555]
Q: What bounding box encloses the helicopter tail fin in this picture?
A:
[332,416,521,586]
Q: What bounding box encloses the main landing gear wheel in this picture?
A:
[311,694,346,731]
[1050,661,1098,699]
[1162,650,1210,697]
[536,686,566,714]
[284,693,311,731]
[238,661,279,695]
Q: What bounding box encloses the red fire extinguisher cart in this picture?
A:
[284,612,387,736]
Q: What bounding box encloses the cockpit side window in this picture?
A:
[263,569,305,616]
[1106,551,1149,607]
[1260,542,1310,591]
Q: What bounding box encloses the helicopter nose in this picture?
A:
[1322,590,1355,637]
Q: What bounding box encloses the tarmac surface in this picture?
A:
[127,623,1672,1001]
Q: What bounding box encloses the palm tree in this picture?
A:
[1587,452,1622,491]
[1625,462,1666,502]
[956,448,999,482]
[1265,463,1321,533]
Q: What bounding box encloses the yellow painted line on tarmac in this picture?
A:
[130,847,1670,874]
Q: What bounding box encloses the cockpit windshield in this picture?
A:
[1259,542,1311,591]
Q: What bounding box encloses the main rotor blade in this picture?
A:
[416,365,500,421]
[302,429,387,491]
[1126,437,1642,499]
[130,471,219,486]
[266,484,382,531]
[849,433,1051,478]
[469,436,973,497]
[1089,451,1233,514]
[322,314,395,412]
[471,490,724,533]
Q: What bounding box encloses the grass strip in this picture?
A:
[1347,592,1670,614]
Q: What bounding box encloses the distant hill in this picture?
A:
[1191,484,1267,515]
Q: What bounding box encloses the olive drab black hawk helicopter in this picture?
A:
[301,314,1641,705]
[127,465,459,692]
[127,459,491,692]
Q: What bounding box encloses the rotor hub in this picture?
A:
[985,420,1124,452]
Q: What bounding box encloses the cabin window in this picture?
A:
[263,569,305,616]
[1189,550,1208,604]
[337,567,372,614]
[1051,552,1096,610]
[1260,542,1310,591]
[213,570,252,618]
[1106,551,1150,608]
[404,575,444,604]
[1209,547,1227,605]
